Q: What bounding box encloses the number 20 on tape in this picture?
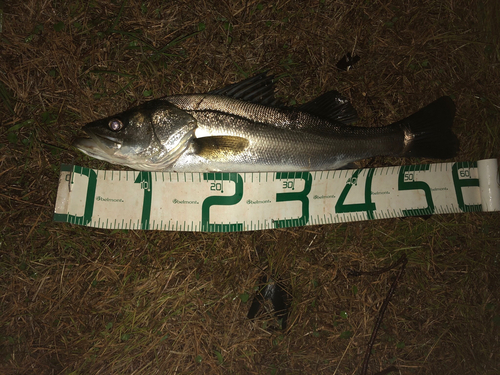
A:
[54,160,500,232]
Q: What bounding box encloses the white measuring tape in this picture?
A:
[53,159,500,232]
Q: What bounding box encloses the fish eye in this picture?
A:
[108,119,123,131]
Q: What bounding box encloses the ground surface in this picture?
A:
[1,0,499,374]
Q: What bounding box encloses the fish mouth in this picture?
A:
[73,131,123,159]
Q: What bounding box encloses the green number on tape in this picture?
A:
[54,165,97,225]
[134,171,152,229]
[202,173,243,232]
[452,162,481,212]
[398,165,434,216]
[335,169,376,219]
[274,172,312,228]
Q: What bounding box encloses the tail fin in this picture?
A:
[397,96,459,159]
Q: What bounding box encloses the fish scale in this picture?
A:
[73,72,458,172]
[169,110,393,172]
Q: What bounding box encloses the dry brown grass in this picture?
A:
[1,0,499,374]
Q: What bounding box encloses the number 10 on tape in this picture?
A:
[54,159,500,232]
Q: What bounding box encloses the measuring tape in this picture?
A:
[53,159,500,232]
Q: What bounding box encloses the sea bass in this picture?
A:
[73,72,458,172]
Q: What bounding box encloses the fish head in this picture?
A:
[73,99,197,170]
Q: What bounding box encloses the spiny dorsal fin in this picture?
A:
[193,136,249,160]
[209,72,283,106]
[299,91,358,125]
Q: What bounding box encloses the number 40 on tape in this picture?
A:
[54,159,500,232]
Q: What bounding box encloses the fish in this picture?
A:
[73,72,459,172]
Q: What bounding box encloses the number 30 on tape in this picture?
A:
[54,159,500,232]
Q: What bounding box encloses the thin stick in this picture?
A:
[360,254,408,375]
[349,255,407,277]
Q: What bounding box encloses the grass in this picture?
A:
[1,0,500,374]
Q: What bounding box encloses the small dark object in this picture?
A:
[336,52,360,71]
[247,276,289,330]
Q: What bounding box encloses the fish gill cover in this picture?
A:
[0,0,499,374]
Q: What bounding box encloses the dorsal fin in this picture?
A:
[209,72,283,106]
[299,91,358,125]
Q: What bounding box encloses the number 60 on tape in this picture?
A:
[54,159,500,232]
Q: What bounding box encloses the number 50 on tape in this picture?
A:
[54,159,500,232]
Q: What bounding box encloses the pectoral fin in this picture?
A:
[193,136,249,160]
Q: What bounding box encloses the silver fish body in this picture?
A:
[74,73,458,172]
[166,94,404,172]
